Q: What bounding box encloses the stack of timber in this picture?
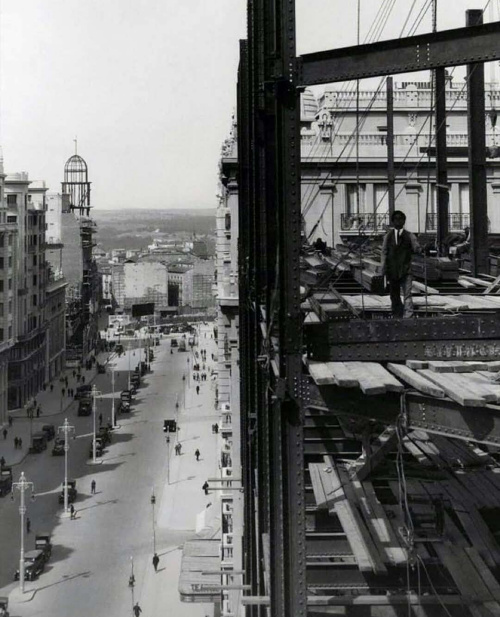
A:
[307,358,500,406]
[411,254,459,281]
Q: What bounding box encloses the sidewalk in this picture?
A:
[0,350,113,469]
[141,322,220,617]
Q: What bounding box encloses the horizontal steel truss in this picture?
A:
[298,20,500,85]
[308,381,500,447]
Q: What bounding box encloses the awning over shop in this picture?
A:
[179,539,221,603]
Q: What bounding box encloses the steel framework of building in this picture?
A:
[237,5,500,616]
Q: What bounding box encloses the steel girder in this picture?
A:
[240,0,307,615]
[298,20,500,85]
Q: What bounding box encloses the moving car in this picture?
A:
[77,398,92,416]
[14,550,45,580]
[58,479,77,504]
[52,437,65,456]
[75,384,92,400]
[41,424,55,441]
[171,338,178,348]
[178,339,187,352]
[29,433,47,454]
[35,533,52,564]
[163,419,177,433]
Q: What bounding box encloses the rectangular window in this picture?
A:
[8,256,12,268]
[6,194,16,205]
[8,235,12,247]
[33,274,37,285]
[33,235,37,246]
[0,257,4,270]
[8,279,11,290]
[0,280,4,292]
[33,255,37,266]
[8,326,12,338]
[8,300,12,312]
[7,215,16,223]
[345,184,366,216]
[33,294,37,306]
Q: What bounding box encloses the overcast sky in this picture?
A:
[0,0,495,210]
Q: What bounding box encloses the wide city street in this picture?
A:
[0,323,219,617]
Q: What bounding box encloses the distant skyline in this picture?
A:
[0,1,496,210]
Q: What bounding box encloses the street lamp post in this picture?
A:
[58,418,75,514]
[127,342,131,390]
[11,472,35,593]
[129,555,135,612]
[151,487,156,554]
[91,385,102,463]
[111,368,116,427]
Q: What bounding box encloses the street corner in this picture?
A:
[9,585,37,604]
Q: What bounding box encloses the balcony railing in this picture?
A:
[340,213,389,232]
[425,213,470,231]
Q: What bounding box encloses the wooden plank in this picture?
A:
[307,362,336,386]
[427,360,455,373]
[418,369,488,407]
[363,363,405,393]
[403,436,434,466]
[485,361,500,372]
[348,362,386,395]
[349,427,397,481]
[466,547,500,602]
[457,277,477,288]
[483,274,500,294]
[412,280,440,294]
[323,463,378,573]
[308,463,329,510]
[434,542,494,602]
[405,359,428,370]
[325,362,359,388]
[460,275,492,288]
[331,463,387,574]
[387,363,445,397]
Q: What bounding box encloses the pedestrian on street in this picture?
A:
[26,517,31,533]
[72,370,76,378]
[65,376,69,387]
[99,413,103,426]
[91,479,96,494]
[50,383,54,392]
[214,423,219,434]
[211,424,215,434]
[82,376,86,384]
[0,456,5,467]
[8,415,12,427]
[202,481,209,495]
[196,385,200,395]
[2,428,7,440]
[152,552,160,572]
[36,406,40,418]
[195,448,200,461]
[18,438,22,449]
[62,387,66,397]
[133,603,142,617]
[177,443,182,455]
[14,437,18,449]
[70,504,75,519]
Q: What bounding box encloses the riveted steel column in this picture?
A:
[467,9,489,275]
[272,0,306,614]
[386,77,395,217]
[435,66,449,254]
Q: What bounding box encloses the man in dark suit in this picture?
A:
[381,210,421,318]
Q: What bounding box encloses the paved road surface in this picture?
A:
[0,324,219,616]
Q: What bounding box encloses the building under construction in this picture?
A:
[231,3,500,616]
[61,153,100,364]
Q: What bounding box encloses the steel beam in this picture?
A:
[386,77,395,218]
[435,67,449,254]
[298,20,500,85]
[467,10,490,275]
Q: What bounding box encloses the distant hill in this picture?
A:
[92,208,216,252]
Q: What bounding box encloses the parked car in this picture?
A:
[89,437,104,457]
[97,363,106,374]
[52,437,65,456]
[97,427,111,446]
[29,433,47,454]
[115,343,124,354]
[0,466,12,496]
[121,390,132,403]
[171,338,178,348]
[35,533,52,564]
[41,424,55,441]
[14,550,45,581]
[58,479,77,504]
[75,384,92,400]
[118,400,130,414]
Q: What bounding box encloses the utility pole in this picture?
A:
[111,367,116,428]
[11,472,35,593]
[58,418,75,515]
[127,342,132,390]
[386,76,395,218]
[91,385,102,463]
